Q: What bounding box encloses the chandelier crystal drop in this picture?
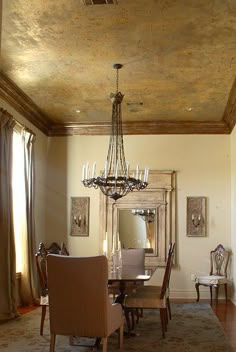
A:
[82,64,149,201]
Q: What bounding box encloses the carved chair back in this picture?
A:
[35,241,69,297]
[210,244,230,277]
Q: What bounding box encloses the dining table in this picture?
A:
[108,264,157,304]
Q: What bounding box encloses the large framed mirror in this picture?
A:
[119,208,157,255]
[99,170,176,266]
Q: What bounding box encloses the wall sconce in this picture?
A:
[191,213,201,227]
[71,197,90,237]
[187,197,207,237]
[73,215,82,228]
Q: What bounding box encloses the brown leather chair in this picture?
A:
[35,241,69,335]
[195,244,231,304]
[124,243,175,338]
[47,254,124,352]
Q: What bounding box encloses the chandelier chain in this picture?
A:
[116,68,119,93]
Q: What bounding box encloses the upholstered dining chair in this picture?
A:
[47,254,124,352]
[195,244,231,304]
[121,248,145,266]
[108,248,145,300]
[35,241,69,335]
[123,243,175,338]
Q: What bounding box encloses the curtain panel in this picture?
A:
[0,108,37,319]
[0,109,18,320]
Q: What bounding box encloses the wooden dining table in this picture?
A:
[108,264,157,304]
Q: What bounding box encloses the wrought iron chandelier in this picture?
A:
[132,209,156,223]
[82,64,149,201]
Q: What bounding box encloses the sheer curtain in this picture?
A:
[12,128,37,305]
[0,109,18,320]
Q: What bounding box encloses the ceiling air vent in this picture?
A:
[82,0,117,5]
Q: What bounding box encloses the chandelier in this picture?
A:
[132,209,156,223]
[82,64,149,201]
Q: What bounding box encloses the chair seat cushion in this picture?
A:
[195,275,228,285]
[40,294,49,305]
[124,290,166,309]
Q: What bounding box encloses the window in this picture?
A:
[12,129,27,273]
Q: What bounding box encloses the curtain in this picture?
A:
[18,129,37,305]
[0,109,18,320]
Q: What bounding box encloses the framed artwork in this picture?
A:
[70,197,90,236]
[187,196,207,237]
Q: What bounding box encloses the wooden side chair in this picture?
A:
[123,243,175,338]
[35,241,69,335]
[47,242,61,254]
[136,243,176,320]
[47,254,124,352]
[195,244,231,304]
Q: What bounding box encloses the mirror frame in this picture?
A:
[99,170,176,266]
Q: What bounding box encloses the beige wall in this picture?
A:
[46,134,231,299]
[1,98,234,300]
[0,99,48,248]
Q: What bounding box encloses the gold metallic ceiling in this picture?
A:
[1,0,236,135]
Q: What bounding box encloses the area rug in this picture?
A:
[0,303,234,352]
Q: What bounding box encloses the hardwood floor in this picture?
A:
[173,299,236,350]
[211,300,236,350]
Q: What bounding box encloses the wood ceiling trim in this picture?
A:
[48,120,230,136]
[222,77,236,133]
[0,72,51,135]
[0,71,232,136]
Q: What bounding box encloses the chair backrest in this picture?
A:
[160,243,175,299]
[47,255,110,337]
[60,241,69,256]
[210,244,230,277]
[35,242,48,297]
[121,248,145,266]
[35,241,69,297]
[47,242,61,254]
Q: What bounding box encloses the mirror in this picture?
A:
[119,208,156,255]
[99,170,176,266]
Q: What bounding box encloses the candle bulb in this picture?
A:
[82,165,85,180]
[85,162,89,179]
[146,168,149,182]
[92,162,96,178]
[104,161,108,178]
[115,161,118,179]
[126,162,129,177]
[136,164,139,179]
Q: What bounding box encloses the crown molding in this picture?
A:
[48,120,230,136]
[0,72,51,135]
[0,71,234,136]
[222,77,236,132]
